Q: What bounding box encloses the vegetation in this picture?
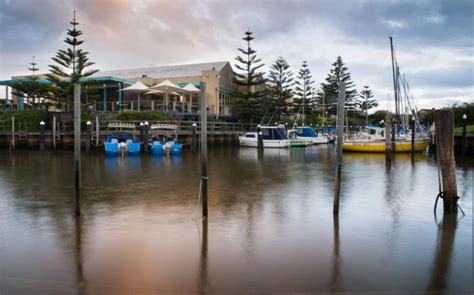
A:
[317,56,357,115]
[267,57,294,121]
[116,111,167,121]
[354,84,378,126]
[293,61,315,123]
[46,11,98,109]
[233,30,267,123]
[3,110,47,132]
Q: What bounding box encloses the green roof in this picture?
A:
[0,76,136,86]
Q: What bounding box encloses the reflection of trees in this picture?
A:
[427,213,457,291]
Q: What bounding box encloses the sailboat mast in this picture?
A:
[389,36,398,120]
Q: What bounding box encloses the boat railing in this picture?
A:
[107,122,137,130]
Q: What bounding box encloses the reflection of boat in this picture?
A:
[239,126,290,148]
[287,126,329,145]
[148,124,182,155]
[105,133,141,155]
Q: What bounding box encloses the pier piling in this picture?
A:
[74,83,81,216]
[39,121,45,151]
[95,116,99,147]
[411,116,415,159]
[385,114,392,162]
[257,124,263,154]
[200,82,208,219]
[461,114,467,159]
[434,110,458,212]
[86,121,92,152]
[139,122,144,149]
[192,123,197,150]
[333,82,345,215]
[10,116,15,152]
[144,121,149,153]
[53,116,57,149]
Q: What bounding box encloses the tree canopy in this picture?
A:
[267,56,294,121]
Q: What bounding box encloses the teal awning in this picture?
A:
[0,76,136,86]
[0,79,52,86]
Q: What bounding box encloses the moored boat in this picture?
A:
[148,124,182,155]
[239,126,290,148]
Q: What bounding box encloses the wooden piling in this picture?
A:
[11,116,15,152]
[461,114,467,158]
[95,116,99,147]
[39,121,45,151]
[333,82,345,215]
[434,110,458,212]
[192,123,197,150]
[385,114,392,161]
[139,122,144,149]
[86,121,92,152]
[74,84,81,216]
[257,124,263,153]
[144,121,149,153]
[411,117,416,159]
[200,82,208,219]
[53,116,57,150]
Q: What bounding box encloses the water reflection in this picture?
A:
[74,217,86,295]
[329,214,342,292]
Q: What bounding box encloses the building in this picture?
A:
[1,61,239,117]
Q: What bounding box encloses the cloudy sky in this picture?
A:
[0,0,472,110]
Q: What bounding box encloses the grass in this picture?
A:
[454,125,474,133]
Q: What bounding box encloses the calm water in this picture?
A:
[0,146,472,294]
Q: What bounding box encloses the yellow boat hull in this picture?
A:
[343,140,430,153]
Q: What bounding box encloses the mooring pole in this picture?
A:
[391,117,396,155]
[74,83,81,216]
[192,123,197,150]
[139,122,144,151]
[257,124,263,153]
[411,116,416,159]
[461,114,467,158]
[53,115,57,150]
[200,82,208,219]
[434,110,458,212]
[144,121,149,153]
[333,82,346,215]
[86,121,92,152]
[39,121,45,151]
[95,116,99,147]
[385,115,392,162]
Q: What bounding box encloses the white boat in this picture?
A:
[287,126,329,144]
[239,126,290,148]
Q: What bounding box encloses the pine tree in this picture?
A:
[355,84,378,126]
[293,61,314,122]
[233,30,266,123]
[46,11,98,108]
[267,56,294,121]
[317,56,357,115]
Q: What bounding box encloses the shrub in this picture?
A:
[3,110,47,132]
[116,111,167,121]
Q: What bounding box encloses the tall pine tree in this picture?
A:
[293,61,314,121]
[233,30,266,123]
[47,11,98,108]
[267,56,294,121]
[355,84,378,126]
[317,56,357,115]
[12,56,51,108]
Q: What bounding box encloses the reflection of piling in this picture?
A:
[411,117,416,159]
[86,121,92,152]
[200,82,208,219]
[434,110,458,212]
[192,123,197,150]
[330,214,341,291]
[333,82,345,215]
[144,121,149,153]
[74,84,81,216]
[39,121,45,151]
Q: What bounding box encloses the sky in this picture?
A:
[0,0,472,110]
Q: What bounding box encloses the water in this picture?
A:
[0,146,472,294]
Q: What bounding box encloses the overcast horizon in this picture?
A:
[0,0,472,111]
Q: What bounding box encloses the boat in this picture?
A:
[148,124,182,155]
[343,138,430,153]
[287,126,329,145]
[239,126,290,148]
[104,123,141,155]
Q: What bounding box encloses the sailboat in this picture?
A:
[343,37,431,153]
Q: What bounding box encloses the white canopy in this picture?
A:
[150,79,183,92]
[121,81,149,92]
[181,83,200,93]
[144,89,164,95]
[170,91,181,96]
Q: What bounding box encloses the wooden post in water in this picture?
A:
[200,82,208,219]
[144,121,149,153]
[385,114,392,161]
[192,123,197,150]
[461,114,467,158]
[257,124,264,153]
[39,121,45,151]
[434,110,458,212]
[95,116,99,147]
[411,116,416,158]
[86,121,92,152]
[139,122,144,151]
[53,115,57,150]
[333,82,345,215]
[74,83,81,216]
[11,116,15,152]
